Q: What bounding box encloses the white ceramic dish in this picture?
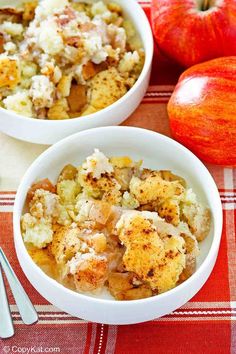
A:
[14,126,223,325]
[0,0,153,145]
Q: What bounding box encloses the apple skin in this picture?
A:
[151,0,236,67]
[167,56,236,166]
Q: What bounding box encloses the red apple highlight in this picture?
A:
[168,56,236,166]
[151,0,236,67]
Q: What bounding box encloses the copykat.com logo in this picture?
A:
[3,346,60,353]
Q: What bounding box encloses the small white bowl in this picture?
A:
[14,126,223,325]
[0,0,153,145]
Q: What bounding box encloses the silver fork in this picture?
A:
[0,248,38,338]
[0,264,14,338]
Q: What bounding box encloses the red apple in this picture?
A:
[151,0,236,67]
[167,56,236,166]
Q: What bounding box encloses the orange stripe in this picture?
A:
[0,191,16,194]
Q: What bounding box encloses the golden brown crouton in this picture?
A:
[129,171,185,205]
[28,246,57,277]
[157,198,180,226]
[57,74,73,98]
[110,156,133,168]
[107,3,122,14]
[78,168,122,204]
[87,233,107,253]
[72,254,108,292]
[22,1,37,21]
[0,57,20,88]
[47,99,69,120]
[88,67,127,110]
[116,213,186,293]
[80,105,98,116]
[160,170,187,188]
[50,226,81,265]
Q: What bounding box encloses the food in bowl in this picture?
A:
[21,149,211,300]
[0,0,144,119]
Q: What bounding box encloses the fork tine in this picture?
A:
[0,265,14,338]
[0,248,38,325]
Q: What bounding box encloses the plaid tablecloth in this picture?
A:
[0,1,236,353]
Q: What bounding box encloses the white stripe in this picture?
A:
[0,205,13,212]
[97,324,104,354]
[221,197,236,200]
[224,168,236,354]
[182,301,231,309]
[10,304,61,312]
[171,310,236,315]
[155,316,235,322]
[220,192,236,197]
[13,313,78,318]
[145,92,172,97]
[224,169,234,190]
[223,203,236,210]
[0,197,15,200]
[11,310,235,319]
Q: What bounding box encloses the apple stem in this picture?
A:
[201,0,213,10]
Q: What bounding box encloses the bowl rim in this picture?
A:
[13,126,223,307]
[0,0,154,125]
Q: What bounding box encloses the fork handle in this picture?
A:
[0,249,38,325]
[0,266,14,338]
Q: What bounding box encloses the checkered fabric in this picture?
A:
[0,2,235,353]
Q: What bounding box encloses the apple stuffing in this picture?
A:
[21,150,211,300]
[0,0,144,119]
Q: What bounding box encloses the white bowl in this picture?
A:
[13,127,223,324]
[0,0,153,145]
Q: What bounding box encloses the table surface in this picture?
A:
[0,1,236,353]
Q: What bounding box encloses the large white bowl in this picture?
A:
[13,127,223,324]
[0,0,153,145]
